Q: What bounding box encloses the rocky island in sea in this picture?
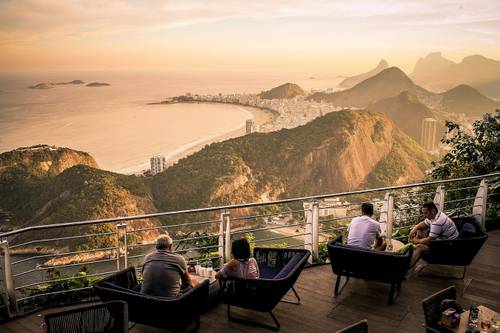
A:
[86,82,111,87]
[55,80,85,85]
[28,80,85,89]
[28,83,53,89]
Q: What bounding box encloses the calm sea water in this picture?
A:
[0,70,341,172]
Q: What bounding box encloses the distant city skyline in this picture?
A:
[1,0,499,73]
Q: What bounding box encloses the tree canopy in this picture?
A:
[431,110,499,179]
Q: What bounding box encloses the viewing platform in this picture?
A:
[0,173,498,332]
[1,229,499,332]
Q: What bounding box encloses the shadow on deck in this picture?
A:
[2,230,500,333]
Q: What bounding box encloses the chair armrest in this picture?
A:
[44,301,128,333]
[94,267,138,289]
[422,324,442,333]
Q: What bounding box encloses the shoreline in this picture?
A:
[148,99,280,116]
[117,103,275,175]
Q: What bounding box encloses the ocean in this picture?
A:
[0,69,341,173]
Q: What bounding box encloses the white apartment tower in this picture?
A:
[246,119,254,134]
[420,118,437,151]
[150,155,166,175]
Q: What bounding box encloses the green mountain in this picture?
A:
[338,59,389,89]
[0,144,98,179]
[259,83,305,99]
[152,110,432,212]
[0,146,158,248]
[368,91,435,143]
[310,67,434,108]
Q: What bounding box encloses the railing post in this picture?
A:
[115,224,121,271]
[473,179,488,229]
[117,223,128,268]
[311,201,320,263]
[218,211,231,264]
[219,212,225,262]
[223,211,231,263]
[380,193,394,251]
[0,240,19,318]
[434,185,445,211]
[303,201,313,264]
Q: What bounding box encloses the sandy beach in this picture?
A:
[118,103,274,174]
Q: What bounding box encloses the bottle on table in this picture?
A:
[468,306,479,326]
[207,260,214,280]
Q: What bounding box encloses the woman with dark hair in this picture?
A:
[215,238,260,279]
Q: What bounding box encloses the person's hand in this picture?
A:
[409,227,417,240]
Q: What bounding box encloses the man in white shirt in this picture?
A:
[347,202,386,251]
[409,202,459,267]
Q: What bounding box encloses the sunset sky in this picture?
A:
[1,0,499,74]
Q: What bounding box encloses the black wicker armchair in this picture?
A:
[94,267,209,332]
[327,236,413,304]
[420,217,488,279]
[421,286,457,333]
[219,247,310,330]
[42,300,128,333]
[335,319,369,333]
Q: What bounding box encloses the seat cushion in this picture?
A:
[274,253,304,279]
[259,265,282,279]
[458,222,477,238]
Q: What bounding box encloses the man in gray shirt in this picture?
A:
[409,202,458,267]
[347,202,386,251]
[141,234,197,298]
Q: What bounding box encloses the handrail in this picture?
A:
[1,172,498,238]
[0,172,496,319]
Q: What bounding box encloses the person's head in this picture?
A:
[231,238,251,261]
[361,202,374,217]
[156,234,173,252]
[422,202,438,220]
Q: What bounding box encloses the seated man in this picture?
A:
[347,202,386,251]
[141,234,197,298]
[409,202,459,267]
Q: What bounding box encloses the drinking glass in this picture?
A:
[480,317,491,332]
[492,313,500,331]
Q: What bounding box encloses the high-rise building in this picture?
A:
[246,119,254,134]
[420,118,437,151]
[150,155,166,175]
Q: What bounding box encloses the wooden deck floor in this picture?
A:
[2,229,500,333]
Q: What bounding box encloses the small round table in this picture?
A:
[386,239,405,252]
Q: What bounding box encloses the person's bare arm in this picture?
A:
[215,260,237,279]
[184,270,199,286]
[409,221,428,238]
[412,235,435,245]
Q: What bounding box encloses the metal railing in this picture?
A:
[0,172,498,318]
